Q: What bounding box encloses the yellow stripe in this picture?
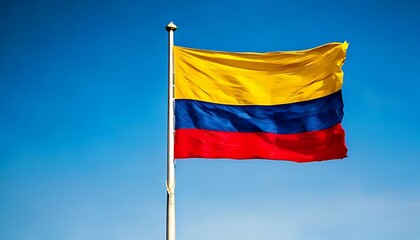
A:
[174,42,348,105]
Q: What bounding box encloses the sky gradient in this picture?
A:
[1,0,420,239]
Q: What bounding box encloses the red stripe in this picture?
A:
[174,124,347,162]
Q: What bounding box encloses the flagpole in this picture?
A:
[166,21,177,240]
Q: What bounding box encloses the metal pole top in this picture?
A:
[166,22,177,32]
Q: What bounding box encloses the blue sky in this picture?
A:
[1,0,419,239]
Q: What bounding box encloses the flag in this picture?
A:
[173,42,348,162]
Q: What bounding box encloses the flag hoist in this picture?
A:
[165,21,177,240]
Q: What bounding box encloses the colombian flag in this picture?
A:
[173,42,348,162]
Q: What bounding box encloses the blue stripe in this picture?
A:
[175,90,343,134]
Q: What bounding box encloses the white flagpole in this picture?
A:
[166,21,177,240]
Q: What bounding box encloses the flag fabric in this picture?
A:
[173,42,348,162]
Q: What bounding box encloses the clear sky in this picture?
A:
[1,0,419,239]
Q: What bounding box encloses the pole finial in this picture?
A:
[166,22,177,32]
